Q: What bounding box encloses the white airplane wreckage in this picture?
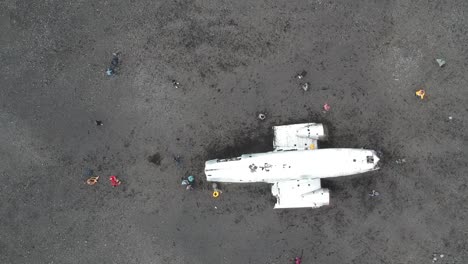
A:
[205,123,380,209]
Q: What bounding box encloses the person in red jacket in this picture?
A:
[109,175,121,187]
[294,256,302,264]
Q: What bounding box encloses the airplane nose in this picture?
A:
[372,151,380,169]
[374,153,380,163]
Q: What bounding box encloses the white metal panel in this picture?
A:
[271,179,329,208]
[273,123,326,151]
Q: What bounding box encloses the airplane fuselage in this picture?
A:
[205,148,380,183]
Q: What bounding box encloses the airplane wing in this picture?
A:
[273,123,327,151]
[271,178,330,209]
